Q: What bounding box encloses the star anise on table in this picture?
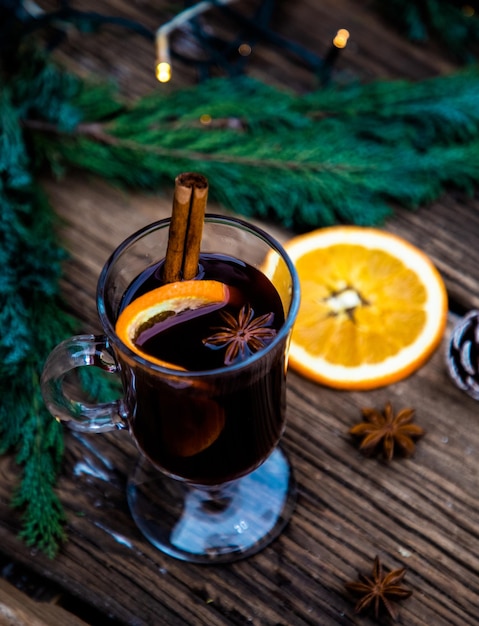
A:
[345,556,413,622]
[203,304,277,365]
[349,402,425,461]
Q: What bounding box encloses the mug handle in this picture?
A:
[41,334,128,433]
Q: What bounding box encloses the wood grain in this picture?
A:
[1,1,479,625]
[0,577,89,626]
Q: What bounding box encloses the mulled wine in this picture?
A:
[116,253,287,485]
[42,212,300,562]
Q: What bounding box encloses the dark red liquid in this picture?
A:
[116,254,288,485]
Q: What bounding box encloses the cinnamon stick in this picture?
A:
[163,172,208,283]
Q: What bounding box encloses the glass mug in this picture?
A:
[41,215,300,563]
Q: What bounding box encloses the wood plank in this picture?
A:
[0,577,89,626]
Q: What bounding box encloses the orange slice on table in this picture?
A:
[116,279,230,369]
[270,226,448,390]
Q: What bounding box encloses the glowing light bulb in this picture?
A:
[333,29,350,49]
[156,62,171,83]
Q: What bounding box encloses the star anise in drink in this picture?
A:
[345,556,412,621]
[349,402,425,461]
[203,304,277,365]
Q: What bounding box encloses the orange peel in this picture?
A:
[116,279,230,369]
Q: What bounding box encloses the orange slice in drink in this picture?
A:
[269,226,448,389]
[116,279,230,369]
[160,394,226,457]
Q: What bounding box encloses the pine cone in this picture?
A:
[446,310,479,400]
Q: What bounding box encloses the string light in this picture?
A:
[155,0,239,83]
[319,28,350,85]
[155,26,171,83]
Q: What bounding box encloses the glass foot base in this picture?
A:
[127,447,296,564]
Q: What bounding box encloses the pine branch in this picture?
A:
[28,69,479,229]
[0,183,73,556]
[0,63,120,556]
[11,369,67,559]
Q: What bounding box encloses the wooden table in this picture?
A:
[1,1,478,624]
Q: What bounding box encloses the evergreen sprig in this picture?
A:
[0,88,72,556]
[0,48,119,557]
[30,65,479,229]
[2,42,479,556]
